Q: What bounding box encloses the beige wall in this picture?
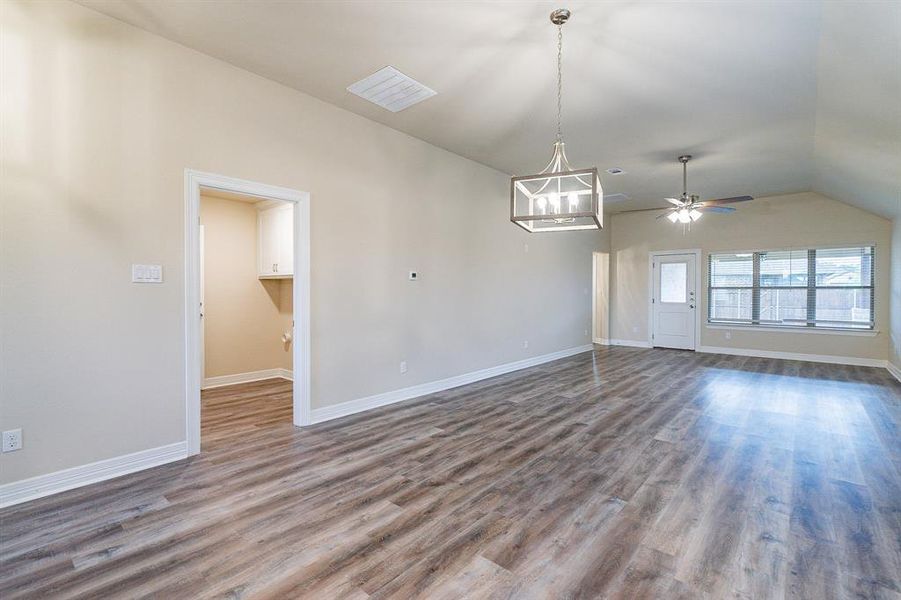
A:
[891,217,901,371]
[201,195,292,379]
[610,192,891,360]
[0,1,608,483]
[593,252,610,342]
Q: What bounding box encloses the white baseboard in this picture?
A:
[697,345,886,368]
[311,344,594,424]
[0,442,187,509]
[202,368,292,389]
[608,339,652,348]
[593,337,610,345]
[886,360,901,383]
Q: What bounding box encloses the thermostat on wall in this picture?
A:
[132,264,163,283]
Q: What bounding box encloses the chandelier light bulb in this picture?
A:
[568,192,579,210]
[549,193,561,213]
[537,196,547,214]
[678,209,691,223]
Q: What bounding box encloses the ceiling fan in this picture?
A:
[623,155,754,224]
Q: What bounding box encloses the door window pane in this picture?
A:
[760,288,807,324]
[660,262,687,303]
[709,289,752,322]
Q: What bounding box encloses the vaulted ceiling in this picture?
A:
[78,0,900,218]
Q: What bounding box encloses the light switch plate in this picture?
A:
[132,264,163,283]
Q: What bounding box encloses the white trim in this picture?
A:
[593,337,610,345]
[311,345,594,424]
[698,345,886,367]
[648,249,702,350]
[706,324,879,337]
[202,368,292,389]
[0,442,187,508]
[608,339,653,348]
[886,361,901,383]
[185,169,312,458]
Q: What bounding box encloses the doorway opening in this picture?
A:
[199,190,295,448]
[185,170,310,456]
[592,252,609,345]
[649,249,701,350]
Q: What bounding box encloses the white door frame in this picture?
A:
[184,169,312,456]
[647,249,702,349]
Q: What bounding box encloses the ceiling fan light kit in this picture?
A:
[510,8,603,233]
[657,155,753,230]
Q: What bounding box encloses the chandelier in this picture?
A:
[511,8,603,232]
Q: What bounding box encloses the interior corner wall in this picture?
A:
[609,192,891,361]
[200,195,292,380]
[0,0,608,484]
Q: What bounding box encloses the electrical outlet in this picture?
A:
[2,429,22,453]
[399,361,407,374]
[523,340,529,349]
[584,329,589,336]
[523,243,529,253]
[632,326,639,334]
[725,331,732,340]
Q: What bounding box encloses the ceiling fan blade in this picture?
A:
[618,206,670,214]
[665,197,683,206]
[699,206,736,214]
[703,195,753,205]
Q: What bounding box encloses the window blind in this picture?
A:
[708,246,874,330]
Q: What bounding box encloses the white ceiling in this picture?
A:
[77,0,900,217]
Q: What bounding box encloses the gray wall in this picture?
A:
[0,1,609,483]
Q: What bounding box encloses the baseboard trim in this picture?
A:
[608,339,652,348]
[886,361,901,383]
[697,345,886,368]
[202,368,292,389]
[311,345,594,424]
[593,338,610,345]
[0,442,188,509]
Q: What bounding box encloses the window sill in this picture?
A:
[706,323,878,337]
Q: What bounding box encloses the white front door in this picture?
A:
[652,253,696,350]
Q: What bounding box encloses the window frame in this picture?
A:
[707,245,875,331]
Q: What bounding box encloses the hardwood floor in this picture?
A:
[1,346,899,599]
[200,378,293,450]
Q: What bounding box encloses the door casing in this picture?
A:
[184,169,311,457]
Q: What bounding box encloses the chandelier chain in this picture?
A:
[556,23,563,142]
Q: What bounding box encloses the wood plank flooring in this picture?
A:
[1,346,899,599]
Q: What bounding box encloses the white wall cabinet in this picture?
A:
[257,203,294,278]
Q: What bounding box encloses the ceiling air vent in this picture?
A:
[347,66,436,113]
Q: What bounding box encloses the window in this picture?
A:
[708,246,874,330]
[660,262,687,303]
